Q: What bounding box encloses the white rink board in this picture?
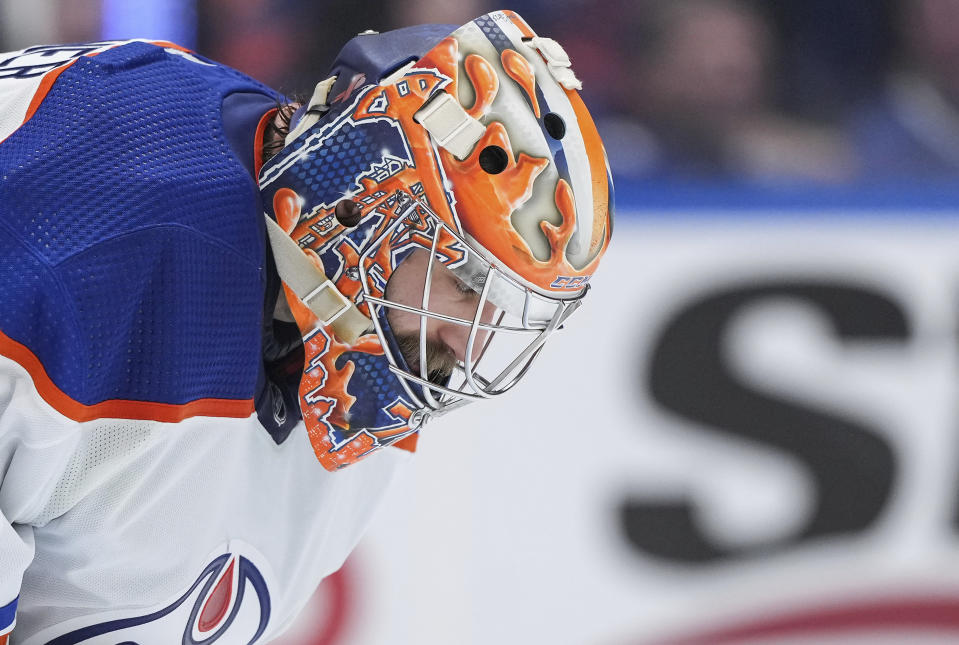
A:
[278,212,959,645]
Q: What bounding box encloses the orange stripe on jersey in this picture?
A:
[20,40,196,136]
[21,60,79,126]
[147,40,193,53]
[0,330,254,423]
[564,87,611,256]
[0,632,8,644]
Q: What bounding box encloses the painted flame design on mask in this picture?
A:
[421,36,607,292]
[281,45,475,317]
[501,49,540,118]
[274,67,471,464]
[286,32,609,304]
[282,285,368,423]
[274,191,401,461]
[462,54,497,118]
[283,282,416,465]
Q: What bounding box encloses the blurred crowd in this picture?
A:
[3,0,959,185]
[516,0,959,185]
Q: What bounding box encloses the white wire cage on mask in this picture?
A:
[358,190,584,423]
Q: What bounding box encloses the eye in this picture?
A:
[454,278,475,295]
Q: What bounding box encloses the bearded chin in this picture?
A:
[393,333,458,385]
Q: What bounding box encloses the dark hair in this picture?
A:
[261,101,300,163]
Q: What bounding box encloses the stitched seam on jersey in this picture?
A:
[11,433,78,452]
[0,216,89,382]
[0,348,85,523]
[3,41,194,144]
[0,220,258,419]
[47,222,265,273]
[0,332,256,422]
[19,429,83,523]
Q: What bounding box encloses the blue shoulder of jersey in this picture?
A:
[0,41,282,418]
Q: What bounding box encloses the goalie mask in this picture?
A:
[259,10,613,470]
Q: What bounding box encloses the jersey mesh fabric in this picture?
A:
[0,42,282,406]
[32,421,157,526]
[21,419,206,619]
[0,225,85,384]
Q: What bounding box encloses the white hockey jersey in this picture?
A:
[0,41,410,644]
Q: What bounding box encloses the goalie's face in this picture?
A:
[385,249,496,384]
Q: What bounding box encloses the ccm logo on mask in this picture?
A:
[550,275,589,289]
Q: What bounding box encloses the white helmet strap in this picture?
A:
[264,214,371,344]
[524,37,582,90]
[284,75,338,146]
[413,91,485,160]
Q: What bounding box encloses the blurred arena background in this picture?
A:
[5,1,959,643]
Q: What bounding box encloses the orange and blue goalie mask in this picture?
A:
[258,11,613,471]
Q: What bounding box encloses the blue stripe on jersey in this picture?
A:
[0,596,16,632]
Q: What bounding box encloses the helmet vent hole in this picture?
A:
[478,145,509,174]
[543,112,566,140]
[334,199,363,227]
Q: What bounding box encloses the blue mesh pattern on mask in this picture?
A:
[288,124,379,192]
[267,116,408,212]
[0,41,280,406]
[473,14,515,52]
[333,310,416,434]
[260,106,411,291]
[339,350,403,429]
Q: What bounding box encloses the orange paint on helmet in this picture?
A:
[285,280,396,467]
[259,11,614,470]
[501,49,540,118]
[273,187,300,233]
[439,121,550,269]
[464,54,498,118]
[301,325,408,469]
[392,430,419,453]
[413,35,607,293]
[564,87,611,260]
[503,11,537,38]
[330,238,364,307]
[282,51,473,287]
[417,36,460,95]
[542,178,576,261]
